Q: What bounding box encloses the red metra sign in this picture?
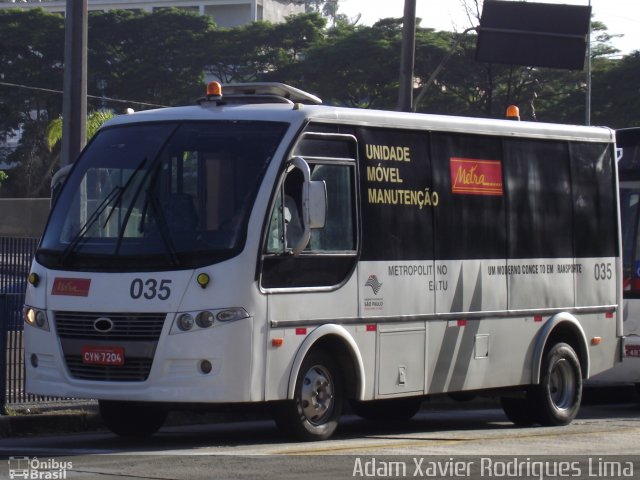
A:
[52,277,91,297]
[450,158,503,196]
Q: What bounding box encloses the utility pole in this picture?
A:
[585,0,592,126]
[397,0,416,112]
[60,0,87,167]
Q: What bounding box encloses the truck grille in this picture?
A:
[63,356,153,382]
[55,311,166,382]
[55,311,166,341]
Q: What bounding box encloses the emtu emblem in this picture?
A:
[365,275,383,295]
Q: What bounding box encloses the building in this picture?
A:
[0,0,305,28]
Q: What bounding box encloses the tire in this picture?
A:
[531,342,582,426]
[500,395,537,426]
[273,350,343,441]
[99,400,168,437]
[350,397,422,421]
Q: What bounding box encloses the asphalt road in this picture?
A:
[0,399,639,480]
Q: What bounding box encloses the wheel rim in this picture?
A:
[549,358,576,410]
[300,364,335,425]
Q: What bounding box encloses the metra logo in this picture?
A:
[450,158,503,196]
[51,278,91,297]
[365,275,383,295]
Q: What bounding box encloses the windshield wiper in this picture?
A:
[59,158,147,265]
[141,188,181,267]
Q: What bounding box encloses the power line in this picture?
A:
[0,81,168,109]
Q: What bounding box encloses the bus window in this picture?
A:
[621,188,640,294]
[309,164,354,251]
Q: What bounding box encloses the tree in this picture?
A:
[591,52,640,128]
[305,0,345,26]
[206,13,325,83]
[0,8,64,197]
[0,9,64,136]
[45,110,115,152]
[2,120,55,197]
[0,5,635,199]
[281,18,404,109]
[88,9,214,108]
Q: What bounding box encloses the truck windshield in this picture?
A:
[37,121,287,270]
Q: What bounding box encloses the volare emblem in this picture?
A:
[93,317,114,333]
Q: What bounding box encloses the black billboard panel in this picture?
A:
[475,0,591,70]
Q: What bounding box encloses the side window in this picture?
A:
[309,164,355,252]
[261,135,358,289]
[620,189,640,294]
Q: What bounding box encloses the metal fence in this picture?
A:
[0,236,40,408]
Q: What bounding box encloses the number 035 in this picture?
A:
[130,278,172,300]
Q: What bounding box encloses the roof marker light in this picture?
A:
[206,81,222,98]
[506,105,520,121]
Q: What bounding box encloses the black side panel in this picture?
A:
[431,133,507,260]
[503,139,574,259]
[570,142,617,258]
[358,127,434,261]
[262,256,356,288]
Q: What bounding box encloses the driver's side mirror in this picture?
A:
[307,180,327,229]
[287,157,327,254]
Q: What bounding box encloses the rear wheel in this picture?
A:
[500,395,537,426]
[531,342,582,426]
[99,400,168,437]
[273,350,343,441]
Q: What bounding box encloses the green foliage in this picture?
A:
[88,8,213,107]
[0,6,637,196]
[206,13,326,83]
[46,110,116,152]
[0,8,64,135]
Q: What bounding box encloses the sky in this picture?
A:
[337,0,640,56]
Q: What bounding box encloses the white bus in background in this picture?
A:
[589,127,640,393]
[23,82,622,441]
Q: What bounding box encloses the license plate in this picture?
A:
[625,344,640,358]
[81,346,125,366]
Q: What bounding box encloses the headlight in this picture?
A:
[23,306,50,332]
[171,308,250,334]
[196,311,215,328]
[217,308,250,322]
[177,313,194,331]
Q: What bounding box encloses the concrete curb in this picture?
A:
[0,409,103,437]
[0,397,498,438]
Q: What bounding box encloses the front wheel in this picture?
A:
[273,350,343,441]
[99,400,168,437]
[531,342,582,426]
